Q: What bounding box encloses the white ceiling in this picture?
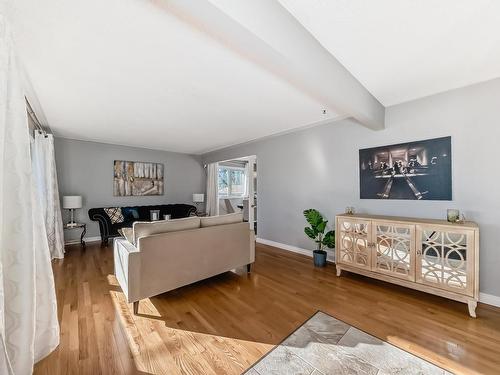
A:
[278,0,500,106]
[8,0,338,154]
[7,0,500,153]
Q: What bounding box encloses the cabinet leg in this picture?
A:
[246,264,251,273]
[133,301,139,315]
[336,267,342,277]
[467,300,477,318]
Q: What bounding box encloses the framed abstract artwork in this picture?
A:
[359,136,452,200]
[113,160,164,196]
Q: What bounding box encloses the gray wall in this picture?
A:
[55,138,205,240]
[202,78,500,297]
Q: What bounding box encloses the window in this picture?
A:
[218,166,247,198]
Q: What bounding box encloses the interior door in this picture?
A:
[371,221,415,281]
[336,218,371,270]
[416,225,474,296]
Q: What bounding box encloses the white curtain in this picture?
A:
[205,162,219,216]
[0,15,60,374]
[32,133,65,259]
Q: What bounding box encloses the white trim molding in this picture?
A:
[479,293,500,308]
[256,238,500,308]
[256,238,335,262]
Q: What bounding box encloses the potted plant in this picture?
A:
[303,209,335,267]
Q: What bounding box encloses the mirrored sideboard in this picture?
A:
[335,213,479,317]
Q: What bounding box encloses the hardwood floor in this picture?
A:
[35,241,500,375]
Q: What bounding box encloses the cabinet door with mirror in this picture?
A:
[336,218,371,270]
[416,225,475,296]
[371,222,415,281]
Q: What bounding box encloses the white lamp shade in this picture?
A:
[63,195,82,209]
[192,193,204,203]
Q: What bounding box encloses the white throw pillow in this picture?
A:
[120,227,134,244]
[200,213,243,228]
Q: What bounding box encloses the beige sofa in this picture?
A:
[113,213,255,314]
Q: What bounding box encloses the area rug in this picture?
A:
[244,311,451,375]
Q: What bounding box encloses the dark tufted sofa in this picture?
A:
[88,204,197,246]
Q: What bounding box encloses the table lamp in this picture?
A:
[192,193,204,213]
[63,195,82,227]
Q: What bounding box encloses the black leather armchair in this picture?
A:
[88,204,197,246]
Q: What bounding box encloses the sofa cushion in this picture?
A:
[133,216,201,245]
[200,213,243,228]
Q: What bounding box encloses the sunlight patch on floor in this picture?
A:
[107,274,120,287]
[109,290,273,374]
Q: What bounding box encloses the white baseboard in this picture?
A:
[479,293,500,308]
[256,238,335,262]
[65,236,101,245]
[256,238,500,308]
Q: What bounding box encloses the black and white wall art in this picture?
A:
[359,136,452,200]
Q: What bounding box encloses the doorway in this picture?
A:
[216,155,257,234]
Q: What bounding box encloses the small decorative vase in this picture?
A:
[313,250,327,267]
[447,209,460,223]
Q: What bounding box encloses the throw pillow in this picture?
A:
[121,227,134,244]
[122,207,139,221]
[104,207,125,224]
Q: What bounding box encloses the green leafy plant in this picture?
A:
[303,209,335,251]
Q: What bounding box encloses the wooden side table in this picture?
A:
[64,223,87,247]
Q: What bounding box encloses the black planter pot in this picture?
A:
[313,250,327,267]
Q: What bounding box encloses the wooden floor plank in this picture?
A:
[34,241,500,375]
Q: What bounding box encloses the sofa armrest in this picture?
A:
[88,209,112,242]
[113,238,140,303]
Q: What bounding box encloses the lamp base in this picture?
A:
[66,208,77,227]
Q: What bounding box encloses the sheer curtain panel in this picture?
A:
[0,16,60,374]
[205,162,219,216]
[32,133,65,259]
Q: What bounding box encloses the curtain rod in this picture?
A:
[25,97,46,135]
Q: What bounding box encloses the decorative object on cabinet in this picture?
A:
[335,213,479,317]
[345,206,355,215]
[447,209,460,223]
[303,209,335,267]
[359,136,452,200]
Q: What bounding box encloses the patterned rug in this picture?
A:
[245,311,451,375]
